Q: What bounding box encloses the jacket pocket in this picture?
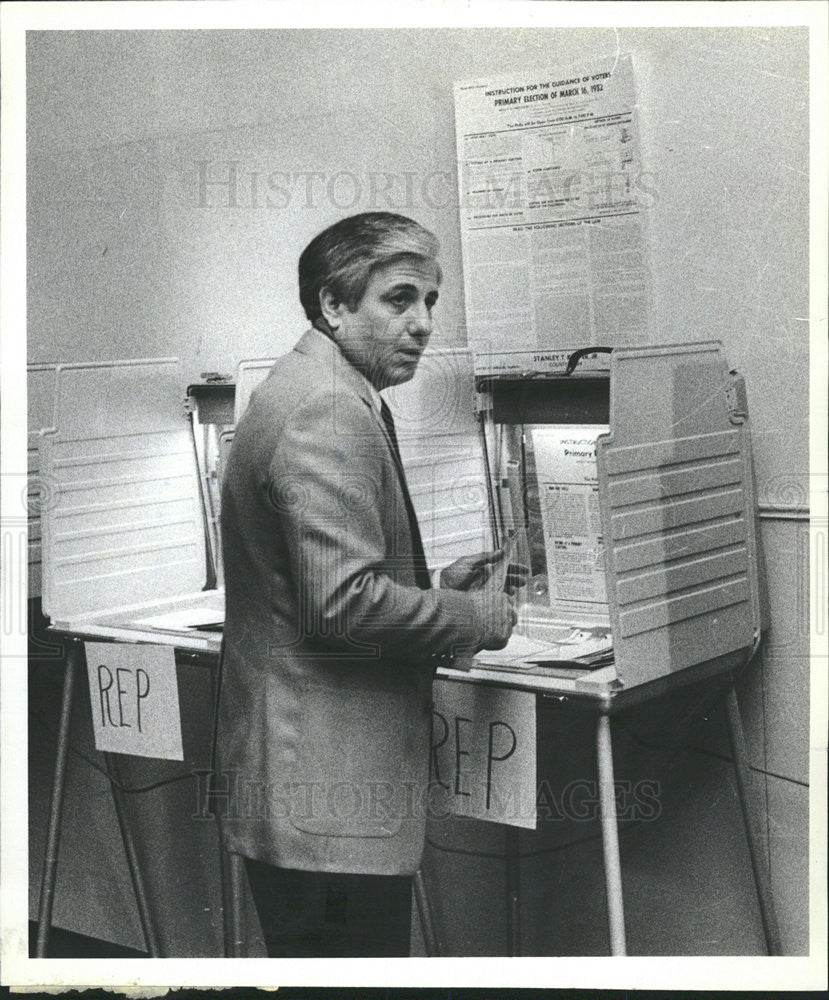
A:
[289,671,427,839]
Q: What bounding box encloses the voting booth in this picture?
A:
[40,358,225,646]
[424,55,777,955]
[31,52,779,960]
[33,346,777,958]
[469,341,762,705]
[34,359,235,958]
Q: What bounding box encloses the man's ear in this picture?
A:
[319,287,343,330]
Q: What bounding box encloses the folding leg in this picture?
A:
[505,828,522,956]
[228,852,247,957]
[596,713,626,956]
[104,753,162,956]
[219,844,233,956]
[35,642,81,957]
[414,868,440,956]
[724,682,783,955]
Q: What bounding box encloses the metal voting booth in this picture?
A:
[35,359,226,958]
[34,341,780,958]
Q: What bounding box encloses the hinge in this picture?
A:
[474,391,493,414]
[726,371,749,423]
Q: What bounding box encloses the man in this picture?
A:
[216,212,520,957]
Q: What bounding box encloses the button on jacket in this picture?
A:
[216,327,486,875]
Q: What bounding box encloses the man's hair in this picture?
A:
[298,212,441,323]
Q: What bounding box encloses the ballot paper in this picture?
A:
[485,531,520,593]
[131,605,225,631]
[474,626,612,670]
[452,540,519,671]
[474,631,562,669]
[530,424,609,619]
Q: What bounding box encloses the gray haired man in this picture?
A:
[216,212,522,956]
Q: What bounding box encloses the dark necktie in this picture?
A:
[380,399,431,590]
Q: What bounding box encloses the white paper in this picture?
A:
[474,626,612,669]
[430,681,536,829]
[454,55,649,373]
[85,642,184,761]
[131,605,225,630]
[481,531,517,594]
[475,629,564,667]
[531,424,609,617]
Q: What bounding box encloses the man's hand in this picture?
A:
[470,591,517,651]
[440,547,529,595]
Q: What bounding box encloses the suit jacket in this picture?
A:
[216,328,486,875]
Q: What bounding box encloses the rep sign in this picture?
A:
[85,642,184,761]
[430,680,536,829]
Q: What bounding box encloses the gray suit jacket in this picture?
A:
[216,328,486,874]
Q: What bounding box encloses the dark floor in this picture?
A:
[28,921,147,958]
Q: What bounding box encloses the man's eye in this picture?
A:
[388,294,410,309]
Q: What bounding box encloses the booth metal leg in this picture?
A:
[724,682,783,955]
[505,828,522,956]
[596,713,627,956]
[414,868,440,956]
[35,642,81,958]
[104,753,162,957]
[228,852,247,957]
[219,844,234,957]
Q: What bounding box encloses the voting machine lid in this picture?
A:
[40,358,210,624]
[478,340,761,692]
[597,341,761,688]
[28,362,60,599]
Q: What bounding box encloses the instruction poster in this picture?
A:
[454,55,649,373]
[531,425,609,618]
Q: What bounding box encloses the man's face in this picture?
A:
[327,256,440,390]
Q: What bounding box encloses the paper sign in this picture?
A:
[454,55,648,373]
[531,424,609,618]
[85,642,184,760]
[430,680,536,829]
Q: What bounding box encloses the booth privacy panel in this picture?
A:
[40,359,207,622]
[385,349,482,453]
[387,348,491,563]
[597,342,761,689]
[28,363,59,598]
[235,358,276,424]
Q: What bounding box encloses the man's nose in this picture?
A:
[407,301,433,337]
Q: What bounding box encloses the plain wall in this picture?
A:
[27,26,811,954]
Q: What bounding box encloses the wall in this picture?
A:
[27,26,811,954]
